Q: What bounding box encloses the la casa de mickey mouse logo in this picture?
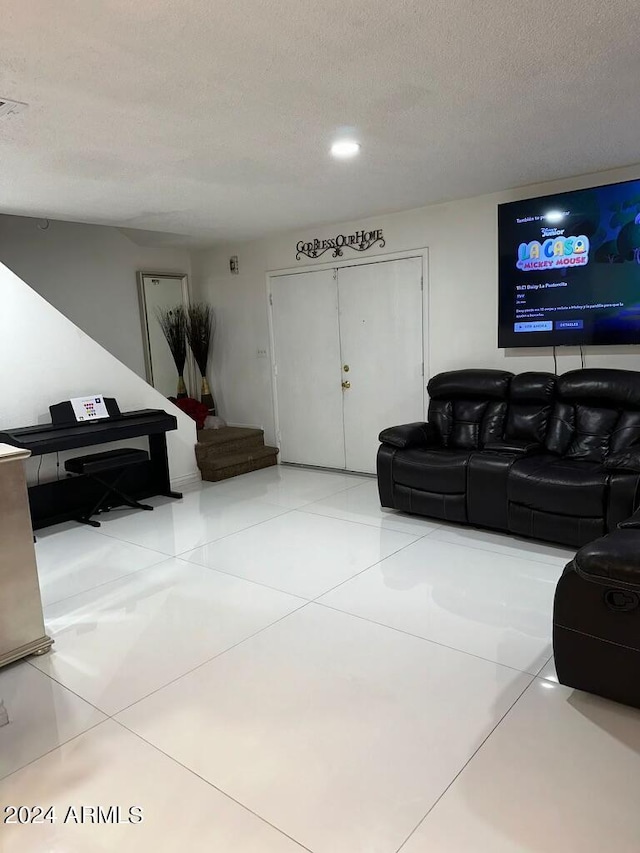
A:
[517,234,590,271]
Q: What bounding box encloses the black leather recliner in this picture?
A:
[377,369,512,525]
[507,369,640,547]
[378,368,640,549]
[553,509,640,709]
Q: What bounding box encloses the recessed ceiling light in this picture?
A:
[331,140,361,159]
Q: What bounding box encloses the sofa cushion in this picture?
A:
[427,369,512,401]
[392,484,468,523]
[393,448,471,493]
[508,455,608,517]
[610,411,640,453]
[504,372,555,444]
[426,370,512,451]
[546,368,640,459]
[509,503,604,548]
[557,367,640,409]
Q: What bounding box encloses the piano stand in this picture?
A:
[77,474,155,527]
[66,448,155,528]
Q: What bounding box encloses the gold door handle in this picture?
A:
[342,381,351,389]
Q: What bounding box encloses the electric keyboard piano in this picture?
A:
[0,407,181,529]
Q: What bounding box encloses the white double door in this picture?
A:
[270,256,425,474]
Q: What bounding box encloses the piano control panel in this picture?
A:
[70,395,110,422]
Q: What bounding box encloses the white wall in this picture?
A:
[0,261,198,487]
[192,163,640,446]
[0,215,191,378]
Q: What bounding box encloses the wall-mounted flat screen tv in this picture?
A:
[498,178,640,348]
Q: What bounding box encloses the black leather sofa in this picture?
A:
[377,368,640,549]
[553,509,640,709]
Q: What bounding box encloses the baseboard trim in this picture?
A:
[171,472,201,492]
[280,462,375,478]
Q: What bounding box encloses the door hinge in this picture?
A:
[421,361,425,376]
[333,269,337,280]
[273,363,278,376]
[269,292,273,306]
[420,276,424,291]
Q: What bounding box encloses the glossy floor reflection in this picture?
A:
[1,466,638,852]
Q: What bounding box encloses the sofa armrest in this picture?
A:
[571,537,640,588]
[483,439,541,456]
[605,448,640,474]
[378,422,438,450]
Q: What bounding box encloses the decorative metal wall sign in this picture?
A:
[296,228,385,260]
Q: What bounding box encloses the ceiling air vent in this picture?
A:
[0,98,28,121]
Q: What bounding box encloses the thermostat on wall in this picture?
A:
[70,395,110,422]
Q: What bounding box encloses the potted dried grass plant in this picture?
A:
[186,302,216,412]
[156,305,188,398]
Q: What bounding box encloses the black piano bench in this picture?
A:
[64,448,154,528]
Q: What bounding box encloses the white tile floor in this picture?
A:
[1,465,638,851]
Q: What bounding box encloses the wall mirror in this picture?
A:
[137,271,191,398]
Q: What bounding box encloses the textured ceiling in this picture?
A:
[0,0,639,246]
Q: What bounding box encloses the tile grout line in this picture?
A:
[0,717,108,784]
[90,484,406,560]
[276,506,569,572]
[40,552,174,610]
[50,467,570,572]
[109,599,313,718]
[24,658,110,718]
[182,516,438,601]
[40,515,563,619]
[86,470,375,556]
[287,509,440,541]
[393,673,537,853]
[103,519,479,717]
[112,716,316,853]
[75,478,446,567]
[41,510,438,627]
[34,499,552,696]
[297,527,442,605]
[33,497,430,725]
[305,521,553,677]
[534,653,554,678]
[296,503,443,536]
[40,551,309,618]
[426,531,574,570]
[90,503,296,557]
[14,601,315,787]
[33,522,441,727]
[171,554,317,600]
[2,710,316,853]
[312,600,544,676]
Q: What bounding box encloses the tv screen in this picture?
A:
[498,178,640,348]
